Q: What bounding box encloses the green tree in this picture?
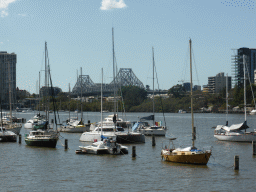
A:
[168,84,186,98]
[120,86,147,111]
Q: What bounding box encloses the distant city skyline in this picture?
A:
[1,0,256,94]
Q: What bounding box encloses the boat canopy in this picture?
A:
[215,121,249,132]
[215,125,224,131]
[140,115,154,121]
[173,147,192,152]
[132,122,143,131]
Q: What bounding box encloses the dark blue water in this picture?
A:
[1,112,256,191]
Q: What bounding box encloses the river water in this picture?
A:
[1,111,256,192]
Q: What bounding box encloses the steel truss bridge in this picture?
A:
[72,68,144,96]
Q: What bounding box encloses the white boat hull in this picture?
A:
[139,128,165,136]
[24,122,33,129]
[79,132,116,142]
[57,125,90,133]
[214,133,256,142]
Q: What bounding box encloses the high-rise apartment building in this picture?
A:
[232,47,256,88]
[0,51,17,108]
[208,72,231,94]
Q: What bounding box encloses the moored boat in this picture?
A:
[58,120,90,133]
[214,55,256,142]
[25,130,59,148]
[161,39,212,165]
[24,42,59,148]
[0,127,17,142]
[76,137,128,155]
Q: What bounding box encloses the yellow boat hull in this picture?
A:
[161,150,211,165]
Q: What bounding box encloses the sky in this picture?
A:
[1,0,256,94]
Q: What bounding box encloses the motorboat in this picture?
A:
[25,129,59,148]
[76,137,128,155]
[58,119,90,133]
[104,114,131,128]
[0,127,17,142]
[250,109,256,115]
[79,121,122,142]
[80,120,145,143]
[178,109,187,113]
[24,114,45,129]
[133,121,166,136]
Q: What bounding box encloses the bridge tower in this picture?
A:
[109,68,144,89]
[72,75,96,95]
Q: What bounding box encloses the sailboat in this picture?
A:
[25,42,59,148]
[0,98,17,142]
[136,47,166,136]
[58,79,90,133]
[109,28,145,143]
[80,68,122,142]
[161,39,211,165]
[214,55,256,142]
[1,62,22,134]
[78,69,128,155]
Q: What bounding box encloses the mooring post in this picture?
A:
[253,141,256,155]
[19,134,21,144]
[234,155,239,170]
[132,146,136,158]
[152,134,156,146]
[65,139,68,150]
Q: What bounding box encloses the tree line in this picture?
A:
[19,83,256,113]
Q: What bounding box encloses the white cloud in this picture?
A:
[0,0,17,17]
[18,13,26,17]
[100,0,127,10]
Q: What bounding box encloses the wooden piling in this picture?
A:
[253,141,256,155]
[132,146,136,158]
[19,134,21,144]
[234,155,239,170]
[65,139,68,150]
[152,134,156,146]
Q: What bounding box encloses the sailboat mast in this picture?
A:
[190,39,195,148]
[80,67,83,122]
[152,47,155,126]
[76,69,78,119]
[101,68,103,135]
[45,42,47,93]
[8,62,12,126]
[44,42,48,121]
[69,83,70,121]
[39,71,41,115]
[243,55,247,123]
[112,27,116,115]
[226,73,228,126]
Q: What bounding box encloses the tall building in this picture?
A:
[208,72,231,94]
[232,47,256,88]
[0,51,17,109]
